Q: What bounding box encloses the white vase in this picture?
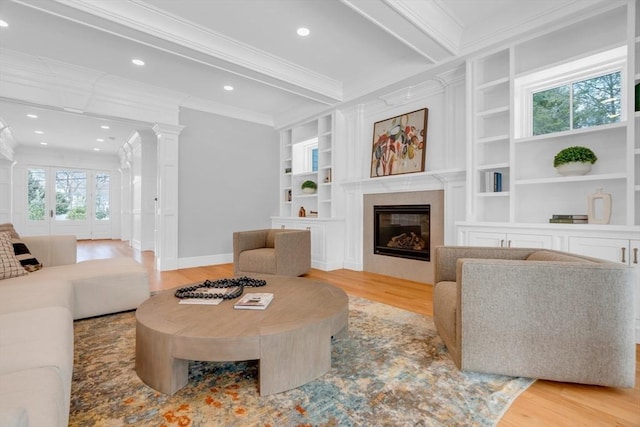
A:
[587,188,612,224]
[302,187,316,194]
[555,162,592,176]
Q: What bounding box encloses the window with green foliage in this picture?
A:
[95,172,110,220]
[514,46,626,139]
[532,71,621,136]
[28,169,46,221]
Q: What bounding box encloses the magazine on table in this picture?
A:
[233,293,274,310]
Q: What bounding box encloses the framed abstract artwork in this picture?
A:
[370,108,428,178]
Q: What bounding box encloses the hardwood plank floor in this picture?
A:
[78,240,640,426]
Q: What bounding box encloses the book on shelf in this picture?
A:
[549,218,589,224]
[233,293,274,310]
[494,172,502,192]
[551,214,588,220]
[484,171,503,192]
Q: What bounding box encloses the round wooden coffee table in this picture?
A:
[135,275,348,396]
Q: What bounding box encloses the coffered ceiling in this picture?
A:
[0,0,608,155]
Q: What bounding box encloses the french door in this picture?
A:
[25,167,112,239]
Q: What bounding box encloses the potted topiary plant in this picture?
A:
[301,180,317,194]
[553,146,598,176]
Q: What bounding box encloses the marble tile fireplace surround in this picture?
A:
[363,190,444,284]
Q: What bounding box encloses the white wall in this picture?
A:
[177,107,279,267]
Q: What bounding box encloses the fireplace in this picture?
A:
[373,204,430,261]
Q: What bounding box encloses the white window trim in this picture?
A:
[514,46,627,138]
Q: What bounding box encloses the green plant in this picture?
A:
[553,146,598,167]
[301,180,317,190]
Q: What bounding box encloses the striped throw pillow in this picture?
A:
[12,238,43,272]
[0,231,28,279]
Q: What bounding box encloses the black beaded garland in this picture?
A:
[174,276,266,300]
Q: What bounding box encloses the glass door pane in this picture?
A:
[27,168,47,221]
[55,170,87,221]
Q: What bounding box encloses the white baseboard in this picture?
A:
[178,253,232,269]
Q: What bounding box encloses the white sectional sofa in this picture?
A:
[0,235,149,427]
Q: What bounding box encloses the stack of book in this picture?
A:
[549,214,588,224]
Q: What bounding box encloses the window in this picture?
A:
[55,170,87,220]
[532,72,621,135]
[27,169,46,220]
[95,172,110,220]
[515,46,626,138]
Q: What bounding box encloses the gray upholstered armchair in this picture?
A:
[233,229,311,277]
[433,246,635,388]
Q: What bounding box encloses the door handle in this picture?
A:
[500,239,504,247]
[507,240,512,248]
[50,209,53,218]
[621,247,626,264]
[633,248,638,264]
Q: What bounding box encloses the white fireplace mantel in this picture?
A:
[340,168,466,271]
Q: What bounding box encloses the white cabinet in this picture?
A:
[271,217,344,271]
[467,231,552,248]
[568,237,639,265]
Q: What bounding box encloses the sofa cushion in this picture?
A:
[0,367,68,427]
[26,257,149,319]
[0,405,28,427]
[526,250,593,263]
[0,232,27,280]
[0,307,74,400]
[12,237,43,272]
[0,278,73,315]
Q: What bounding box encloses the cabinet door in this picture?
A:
[467,231,506,247]
[467,231,552,248]
[568,236,630,264]
[507,233,552,249]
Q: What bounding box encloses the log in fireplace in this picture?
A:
[373,204,430,261]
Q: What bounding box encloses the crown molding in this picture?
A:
[40,0,342,102]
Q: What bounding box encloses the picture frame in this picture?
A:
[370,108,428,178]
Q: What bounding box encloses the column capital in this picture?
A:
[152,123,185,137]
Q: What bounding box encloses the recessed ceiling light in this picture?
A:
[297,27,310,37]
[34,130,44,134]
[96,138,105,142]
[100,125,110,129]
[0,20,8,28]
[40,142,48,146]
[93,147,101,151]
[132,58,145,66]
[26,114,38,119]
[223,85,234,91]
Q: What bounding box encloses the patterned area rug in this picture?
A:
[69,297,534,426]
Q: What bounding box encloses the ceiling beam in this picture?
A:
[340,0,463,63]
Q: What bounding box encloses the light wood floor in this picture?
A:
[78,240,640,426]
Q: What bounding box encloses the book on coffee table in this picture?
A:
[234,293,274,310]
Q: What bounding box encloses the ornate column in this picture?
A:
[152,123,184,271]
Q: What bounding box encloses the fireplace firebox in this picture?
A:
[373,204,430,261]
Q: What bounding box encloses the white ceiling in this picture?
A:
[0,0,608,156]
